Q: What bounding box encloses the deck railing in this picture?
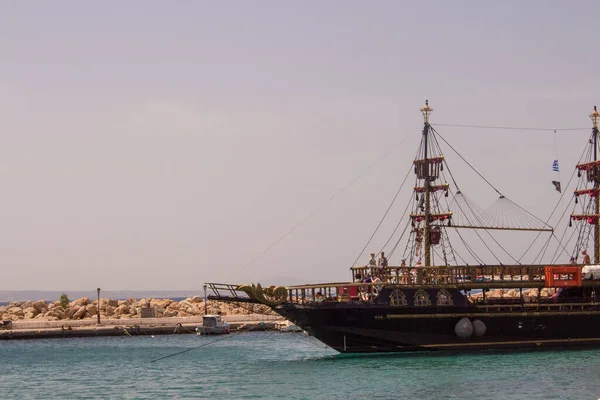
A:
[206,265,598,307]
[350,265,548,285]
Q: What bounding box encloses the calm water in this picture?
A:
[1,332,599,399]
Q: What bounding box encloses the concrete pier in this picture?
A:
[0,314,282,340]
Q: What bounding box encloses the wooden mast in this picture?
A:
[591,106,600,264]
[421,100,433,267]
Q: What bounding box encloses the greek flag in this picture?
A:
[552,160,559,172]
[552,180,561,193]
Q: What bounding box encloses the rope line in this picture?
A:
[243,134,412,268]
[350,156,415,268]
[432,127,502,197]
[433,123,588,132]
[518,140,588,262]
[150,320,266,363]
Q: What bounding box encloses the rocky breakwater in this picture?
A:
[0,297,274,321]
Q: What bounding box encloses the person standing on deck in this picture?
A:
[368,253,377,275]
[399,257,408,284]
[378,252,388,278]
[582,250,591,265]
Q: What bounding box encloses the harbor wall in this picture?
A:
[0,314,284,340]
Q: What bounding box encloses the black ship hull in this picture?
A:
[274,303,600,353]
[205,104,600,355]
[208,275,600,354]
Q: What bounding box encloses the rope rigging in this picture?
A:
[433,123,588,132]
[555,129,600,264]
[359,120,564,268]
[239,134,412,272]
[350,137,422,268]
[517,140,589,263]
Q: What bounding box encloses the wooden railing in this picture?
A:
[350,265,548,284]
[205,265,598,307]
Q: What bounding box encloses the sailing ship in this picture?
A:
[207,102,600,353]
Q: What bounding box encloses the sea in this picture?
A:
[1,332,599,400]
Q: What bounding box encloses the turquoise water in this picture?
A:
[1,332,600,399]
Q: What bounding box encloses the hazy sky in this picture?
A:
[1,1,599,291]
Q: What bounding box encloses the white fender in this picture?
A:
[454,317,473,339]
[472,319,487,336]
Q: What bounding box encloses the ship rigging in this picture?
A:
[361,100,556,270]
[206,102,600,354]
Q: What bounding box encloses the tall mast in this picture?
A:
[591,106,600,264]
[420,100,433,266]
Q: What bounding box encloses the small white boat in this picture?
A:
[196,315,230,335]
[275,320,303,333]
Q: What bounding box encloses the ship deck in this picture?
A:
[206,264,600,307]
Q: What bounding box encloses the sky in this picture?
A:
[1,1,599,291]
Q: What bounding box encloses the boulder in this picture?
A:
[32,300,47,313]
[180,300,192,308]
[44,310,64,320]
[190,296,203,303]
[71,297,90,308]
[105,305,115,316]
[137,299,150,308]
[114,304,130,315]
[107,299,119,307]
[64,307,76,319]
[7,307,24,317]
[55,308,65,319]
[73,306,87,319]
[163,310,178,317]
[23,307,39,319]
[86,304,98,316]
[151,299,172,308]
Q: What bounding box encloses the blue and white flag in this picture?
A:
[552,160,559,172]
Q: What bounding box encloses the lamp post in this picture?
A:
[96,288,101,324]
[203,284,208,315]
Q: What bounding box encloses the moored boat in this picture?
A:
[206,103,600,353]
[196,315,230,335]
